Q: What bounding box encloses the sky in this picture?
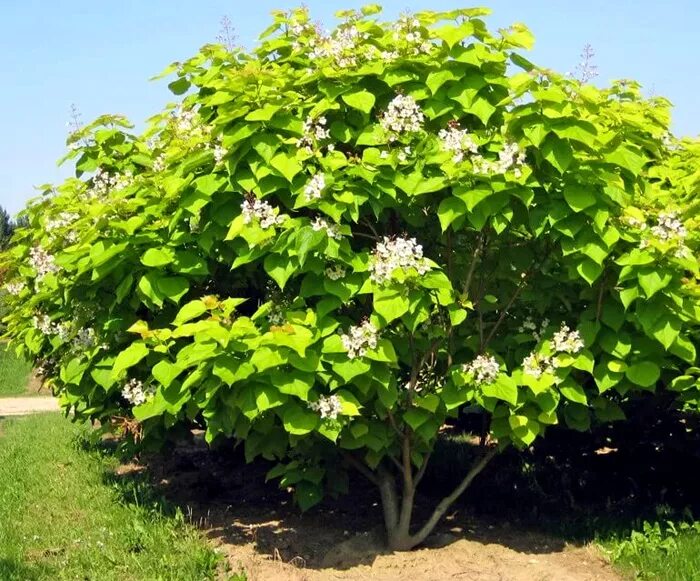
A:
[2,0,698,216]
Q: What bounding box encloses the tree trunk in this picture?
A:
[379,446,498,551]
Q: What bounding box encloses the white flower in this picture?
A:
[74,327,97,349]
[523,353,556,378]
[32,314,70,340]
[87,167,134,198]
[304,173,326,201]
[213,144,227,163]
[309,24,362,68]
[29,247,59,279]
[5,281,25,296]
[297,116,332,153]
[472,142,526,176]
[651,211,687,242]
[380,95,424,140]
[268,304,286,326]
[171,104,211,141]
[550,323,584,354]
[309,394,342,420]
[341,321,379,359]
[46,212,80,233]
[518,316,550,341]
[392,14,432,55]
[439,124,479,162]
[463,354,500,385]
[121,378,155,406]
[325,265,346,280]
[311,216,342,239]
[397,146,412,162]
[369,236,431,285]
[241,198,286,229]
[152,154,167,173]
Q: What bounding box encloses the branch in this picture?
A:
[481,271,531,351]
[596,273,607,321]
[461,234,484,297]
[342,452,378,486]
[414,450,432,488]
[410,446,499,547]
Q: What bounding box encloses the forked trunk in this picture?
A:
[379,447,498,551]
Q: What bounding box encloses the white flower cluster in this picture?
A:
[74,327,97,349]
[341,321,378,359]
[152,154,167,173]
[36,358,56,377]
[241,198,286,229]
[29,247,59,279]
[171,104,211,141]
[638,211,690,258]
[213,142,227,163]
[325,264,346,280]
[311,216,342,239]
[651,212,688,241]
[522,323,584,378]
[46,212,80,233]
[518,316,550,341]
[439,124,479,163]
[88,167,134,198]
[392,14,432,55]
[289,17,317,38]
[623,215,647,230]
[304,173,326,201]
[121,378,155,406]
[297,116,331,153]
[32,314,70,340]
[522,353,556,379]
[472,142,527,178]
[309,24,369,68]
[309,394,342,420]
[5,281,25,296]
[550,323,584,354]
[369,236,430,285]
[463,354,500,386]
[380,95,425,140]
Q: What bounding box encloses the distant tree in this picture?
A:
[0,206,13,250]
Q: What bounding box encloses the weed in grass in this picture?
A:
[600,517,700,581]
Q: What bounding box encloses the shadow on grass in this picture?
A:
[0,557,48,581]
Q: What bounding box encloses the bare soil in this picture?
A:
[114,437,621,581]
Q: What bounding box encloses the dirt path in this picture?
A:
[0,397,59,416]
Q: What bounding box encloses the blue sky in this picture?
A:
[2,0,697,216]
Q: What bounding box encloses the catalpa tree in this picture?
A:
[3,5,699,550]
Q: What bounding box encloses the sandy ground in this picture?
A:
[220,531,620,581]
[0,396,59,416]
[115,440,622,581]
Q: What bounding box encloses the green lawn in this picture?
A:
[0,413,223,580]
[0,344,33,396]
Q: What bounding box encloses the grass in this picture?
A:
[600,518,700,580]
[0,344,33,397]
[0,413,224,580]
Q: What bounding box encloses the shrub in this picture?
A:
[2,5,699,550]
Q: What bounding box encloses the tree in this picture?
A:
[0,206,14,249]
[2,5,699,551]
